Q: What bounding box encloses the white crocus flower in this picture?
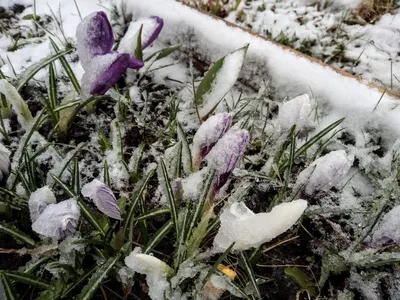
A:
[213,200,307,252]
[277,94,313,132]
[32,199,80,240]
[0,142,10,180]
[28,186,57,222]
[296,150,353,195]
[81,179,121,220]
[125,248,174,300]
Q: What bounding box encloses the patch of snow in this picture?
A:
[28,186,56,222]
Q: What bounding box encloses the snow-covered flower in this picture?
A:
[213,200,307,252]
[76,12,163,98]
[192,113,232,169]
[371,205,400,247]
[125,248,174,300]
[206,129,249,192]
[118,16,164,56]
[28,186,57,222]
[81,179,121,220]
[0,142,10,180]
[296,150,353,195]
[277,94,313,132]
[32,199,80,240]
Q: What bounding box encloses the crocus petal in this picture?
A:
[206,129,250,192]
[81,179,121,220]
[295,150,353,195]
[28,186,57,222]
[118,16,164,56]
[32,199,80,240]
[213,200,307,252]
[81,53,130,99]
[371,205,400,247]
[192,113,232,167]
[0,142,10,180]
[76,11,114,70]
[128,57,145,69]
[277,94,313,132]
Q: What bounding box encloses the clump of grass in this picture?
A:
[355,0,397,23]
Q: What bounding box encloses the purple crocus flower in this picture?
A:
[206,129,250,193]
[76,12,163,98]
[81,179,122,220]
[192,113,232,170]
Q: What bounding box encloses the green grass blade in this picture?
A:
[135,208,170,221]
[160,159,180,237]
[201,242,235,286]
[16,48,73,92]
[186,168,215,244]
[134,25,143,61]
[239,252,261,299]
[145,44,181,62]
[0,222,35,247]
[123,169,155,239]
[76,199,106,238]
[177,122,192,174]
[61,266,97,299]
[50,39,81,94]
[49,173,76,198]
[72,156,80,195]
[3,271,51,289]
[1,272,18,300]
[143,219,173,254]
[77,255,120,300]
[104,160,110,186]
[48,62,58,117]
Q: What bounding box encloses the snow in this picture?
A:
[0,142,10,181]
[277,93,313,132]
[295,150,354,195]
[371,205,400,247]
[28,186,56,222]
[118,17,159,56]
[198,47,247,117]
[32,199,80,240]
[213,200,307,251]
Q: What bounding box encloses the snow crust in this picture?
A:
[28,186,56,222]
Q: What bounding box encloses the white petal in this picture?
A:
[372,205,400,246]
[214,200,307,251]
[32,199,80,240]
[28,186,57,222]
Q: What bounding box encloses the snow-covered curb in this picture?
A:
[125,0,400,139]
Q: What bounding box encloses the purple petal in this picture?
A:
[81,179,122,220]
[128,57,145,69]
[142,16,164,49]
[193,113,232,166]
[76,11,114,70]
[81,53,130,98]
[206,129,250,192]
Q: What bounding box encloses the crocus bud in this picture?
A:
[206,129,249,193]
[28,186,57,222]
[213,200,307,252]
[371,205,400,247]
[81,179,121,220]
[125,248,174,300]
[118,16,164,56]
[76,11,115,70]
[277,94,313,132]
[0,142,10,181]
[32,199,80,240]
[296,150,353,195]
[192,113,232,169]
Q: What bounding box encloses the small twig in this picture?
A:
[263,236,300,253]
[0,244,58,256]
